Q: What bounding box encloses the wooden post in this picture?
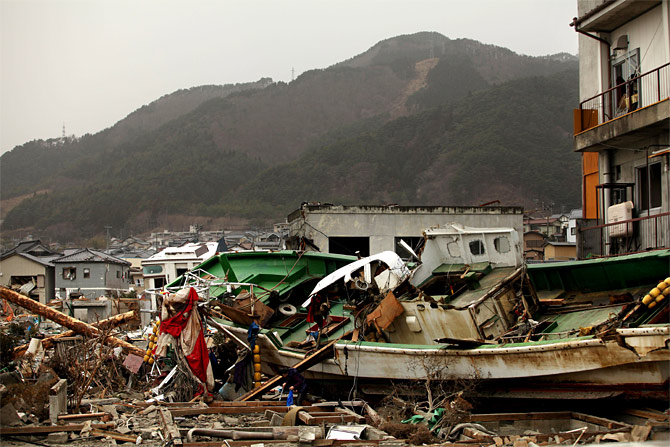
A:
[13,310,138,357]
[49,379,67,424]
[0,287,144,357]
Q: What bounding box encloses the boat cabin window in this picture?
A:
[469,240,485,256]
[445,237,461,257]
[494,236,510,253]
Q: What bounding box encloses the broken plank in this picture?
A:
[298,412,358,425]
[90,428,139,443]
[160,407,183,446]
[623,408,670,421]
[170,405,322,417]
[334,407,366,423]
[572,412,630,429]
[0,422,115,436]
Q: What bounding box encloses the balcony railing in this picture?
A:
[577,212,670,258]
[577,63,670,132]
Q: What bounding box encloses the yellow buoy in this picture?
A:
[146,348,153,355]
[148,342,155,349]
[253,354,261,363]
[655,293,666,303]
[254,364,261,372]
[148,357,154,364]
[648,301,657,309]
[663,287,670,297]
[253,345,260,354]
[665,277,670,286]
[650,288,661,298]
[143,355,150,362]
[642,294,654,305]
[253,372,261,382]
[658,282,668,292]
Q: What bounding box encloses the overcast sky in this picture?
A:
[1,0,578,155]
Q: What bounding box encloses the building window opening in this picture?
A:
[83,268,90,278]
[116,270,121,278]
[62,267,76,280]
[637,162,662,211]
[328,237,370,257]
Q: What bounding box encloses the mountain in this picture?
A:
[0,32,579,243]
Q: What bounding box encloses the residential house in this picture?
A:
[54,249,131,299]
[566,209,583,243]
[286,203,524,257]
[142,242,218,290]
[0,240,60,303]
[523,216,564,240]
[523,231,547,261]
[572,0,669,257]
[544,241,578,261]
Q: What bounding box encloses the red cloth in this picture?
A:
[159,288,210,384]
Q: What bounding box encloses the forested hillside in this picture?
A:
[0,32,579,242]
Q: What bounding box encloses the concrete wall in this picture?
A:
[289,206,524,255]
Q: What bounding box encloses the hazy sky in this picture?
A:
[1,0,578,155]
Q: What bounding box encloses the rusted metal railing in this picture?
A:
[577,212,670,258]
[577,63,669,131]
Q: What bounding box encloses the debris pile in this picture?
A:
[1,282,669,446]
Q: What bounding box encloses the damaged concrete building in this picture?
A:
[285,203,524,257]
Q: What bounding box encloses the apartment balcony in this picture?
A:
[574,63,670,152]
[577,212,669,258]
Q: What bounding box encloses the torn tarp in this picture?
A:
[156,287,214,391]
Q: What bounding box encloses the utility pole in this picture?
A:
[105,226,112,251]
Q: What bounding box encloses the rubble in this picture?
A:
[1,285,668,447]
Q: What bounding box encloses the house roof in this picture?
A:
[53,248,130,265]
[0,240,58,261]
[1,252,56,267]
[544,241,576,247]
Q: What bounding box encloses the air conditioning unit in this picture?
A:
[608,201,634,237]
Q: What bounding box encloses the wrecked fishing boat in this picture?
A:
[164,225,670,400]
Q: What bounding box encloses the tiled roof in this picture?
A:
[53,248,130,265]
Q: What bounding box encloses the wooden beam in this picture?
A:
[58,412,110,422]
[13,310,138,357]
[466,412,572,422]
[170,405,322,417]
[0,422,115,436]
[623,408,670,421]
[0,287,144,357]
